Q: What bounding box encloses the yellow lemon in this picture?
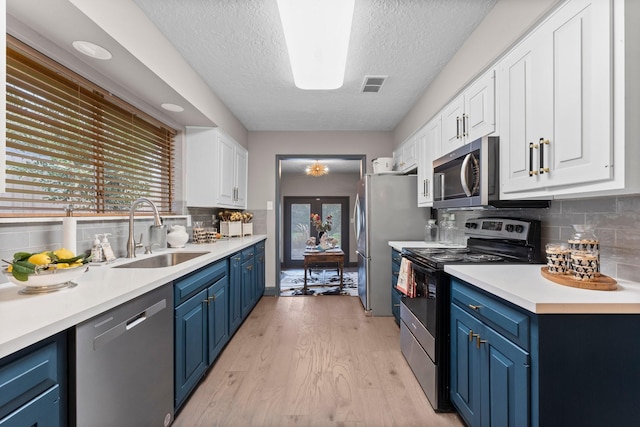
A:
[7,264,13,272]
[56,263,70,269]
[71,261,83,268]
[28,253,52,266]
[54,248,75,259]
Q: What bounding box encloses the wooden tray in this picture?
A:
[541,267,617,291]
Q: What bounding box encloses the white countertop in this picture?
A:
[445,264,640,314]
[388,240,466,252]
[0,235,266,359]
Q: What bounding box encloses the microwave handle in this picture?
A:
[460,153,473,197]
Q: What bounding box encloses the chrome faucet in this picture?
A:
[126,197,162,258]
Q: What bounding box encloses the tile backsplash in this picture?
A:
[0,207,267,262]
[438,195,640,282]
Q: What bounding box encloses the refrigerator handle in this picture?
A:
[353,193,359,241]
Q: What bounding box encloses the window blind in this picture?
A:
[1,36,176,216]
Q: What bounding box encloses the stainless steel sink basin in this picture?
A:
[114,252,210,268]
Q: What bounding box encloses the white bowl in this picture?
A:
[3,264,88,292]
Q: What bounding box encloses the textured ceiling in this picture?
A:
[132,0,497,131]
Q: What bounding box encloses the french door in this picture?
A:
[282,197,349,268]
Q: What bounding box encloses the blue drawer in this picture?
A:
[174,259,228,306]
[242,246,255,261]
[451,279,530,351]
[0,342,58,418]
[255,241,265,253]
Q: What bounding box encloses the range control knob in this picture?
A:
[466,222,478,229]
[515,225,525,233]
[505,224,515,232]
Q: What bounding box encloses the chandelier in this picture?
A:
[305,161,329,177]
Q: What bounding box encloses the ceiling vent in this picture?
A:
[361,76,387,93]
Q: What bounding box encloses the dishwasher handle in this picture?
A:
[93,298,167,350]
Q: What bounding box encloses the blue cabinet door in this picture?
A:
[174,289,208,409]
[207,276,229,365]
[482,325,530,427]
[229,253,243,334]
[255,248,265,299]
[241,258,255,318]
[450,304,483,427]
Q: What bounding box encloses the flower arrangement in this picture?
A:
[218,210,253,223]
[311,213,332,233]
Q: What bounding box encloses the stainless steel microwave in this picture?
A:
[433,136,549,209]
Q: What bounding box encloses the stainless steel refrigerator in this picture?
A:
[354,174,430,315]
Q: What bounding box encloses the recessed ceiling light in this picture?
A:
[161,103,184,112]
[72,41,112,60]
[277,0,355,90]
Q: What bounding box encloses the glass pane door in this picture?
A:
[283,197,349,268]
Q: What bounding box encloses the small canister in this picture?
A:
[424,219,439,243]
[545,243,571,275]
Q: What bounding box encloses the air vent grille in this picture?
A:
[361,76,387,93]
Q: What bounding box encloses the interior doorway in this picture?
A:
[275,154,365,295]
[282,196,350,269]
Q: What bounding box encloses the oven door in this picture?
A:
[400,261,440,339]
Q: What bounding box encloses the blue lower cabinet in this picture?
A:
[174,260,229,410]
[450,279,530,427]
[0,333,67,427]
[229,253,243,335]
[255,246,265,299]
[207,275,229,365]
[174,288,208,409]
[450,305,483,427]
[241,257,254,318]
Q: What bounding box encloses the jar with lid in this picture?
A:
[568,224,600,276]
[441,214,459,245]
[424,219,439,243]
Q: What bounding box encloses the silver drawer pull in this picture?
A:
[468,304,481,311]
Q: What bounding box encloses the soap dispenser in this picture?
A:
[91,234,104,263]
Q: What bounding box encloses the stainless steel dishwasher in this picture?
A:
[74,284,173,427]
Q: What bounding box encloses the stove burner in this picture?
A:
[413,248,446,255]
[430,254,465,262]
[446,247,470,254]
[464,254,503,262]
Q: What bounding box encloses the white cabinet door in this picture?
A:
[234,145,248,208]
[441,69,496,156]
[465,70,496,142]
[417,116,442,207]
[186,127,248,208]
[499,30,552,194]
[217,134,236,207]
[500,0,612,197]
[441,94,465,154]
[394,136,418,172]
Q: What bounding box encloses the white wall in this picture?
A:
[247,131,392,289]
[394,0,562,146]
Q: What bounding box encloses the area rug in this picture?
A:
[280,269,358,297]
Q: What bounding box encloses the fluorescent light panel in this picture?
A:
[277,0,355,90]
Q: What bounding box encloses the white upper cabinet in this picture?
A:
[393,136,418,172]
[499,0,614,197]
[417,115,442,207]
[186,127,248,209]
[441,69,496,154]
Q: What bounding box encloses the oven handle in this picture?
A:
[401,254,438,275]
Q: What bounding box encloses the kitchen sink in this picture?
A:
[114,251,210,269]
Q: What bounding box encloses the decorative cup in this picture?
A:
[570,250,598,281]
[546,243,571,274]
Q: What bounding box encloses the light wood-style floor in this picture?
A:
[173,295,465,427]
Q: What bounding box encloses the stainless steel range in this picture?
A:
[398,217,542,412]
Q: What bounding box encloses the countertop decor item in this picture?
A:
[541,266,616,290]
[3,264,88,294]
[167,225,189,248]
